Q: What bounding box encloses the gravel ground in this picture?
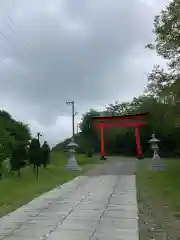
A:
[85,156,136,176]
[137,160,180,240]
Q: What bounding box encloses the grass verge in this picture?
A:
[137,158,180,214]
[0,152,100,217]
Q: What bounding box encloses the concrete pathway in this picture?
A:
[0,157,138,240]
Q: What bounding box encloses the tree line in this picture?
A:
[0,111,51,179]
[54,0,180,158]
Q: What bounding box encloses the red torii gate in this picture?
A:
[92,112,148,159]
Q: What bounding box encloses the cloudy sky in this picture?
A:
[0,0,168,146]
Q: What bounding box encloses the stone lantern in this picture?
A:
[66,138,81,171]
[148,133,165,171]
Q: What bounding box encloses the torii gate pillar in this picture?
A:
[135,127,142,157]
[100,123,106,160]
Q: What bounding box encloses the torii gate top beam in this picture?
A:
[92,112,148,128]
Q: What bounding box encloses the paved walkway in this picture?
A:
[0,157,138,240]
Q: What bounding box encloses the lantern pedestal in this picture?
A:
[66,139,81,171]
[149,133,166,171]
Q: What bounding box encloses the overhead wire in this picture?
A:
[7,15,30,51]
[0,14,30,68]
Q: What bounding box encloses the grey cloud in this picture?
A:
[0,0,168,127]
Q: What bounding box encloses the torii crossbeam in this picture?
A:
[92,112,148,159]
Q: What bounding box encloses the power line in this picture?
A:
[0,15,30,64]
[6,20,16,36]
[6,15,29,51]
[8,15,15,25]
[0,30,5,38]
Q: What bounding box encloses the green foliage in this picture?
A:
[0,111,31,176]
[79,109,99,135]
[28,138,41,166]
[106,101,134,115]
[11,141,27,175]
[146,0,180,103]
[41,141,51,168]
[79,109,100,153]
[152,0,180,65]
[146,65,180,104]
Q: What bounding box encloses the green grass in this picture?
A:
[0,152,100,217]
[137,159,180,213]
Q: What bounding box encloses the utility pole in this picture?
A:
[65,101,81,171]
[77,123,79,134]
[66,100,77,138]
[37,132,42,141]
